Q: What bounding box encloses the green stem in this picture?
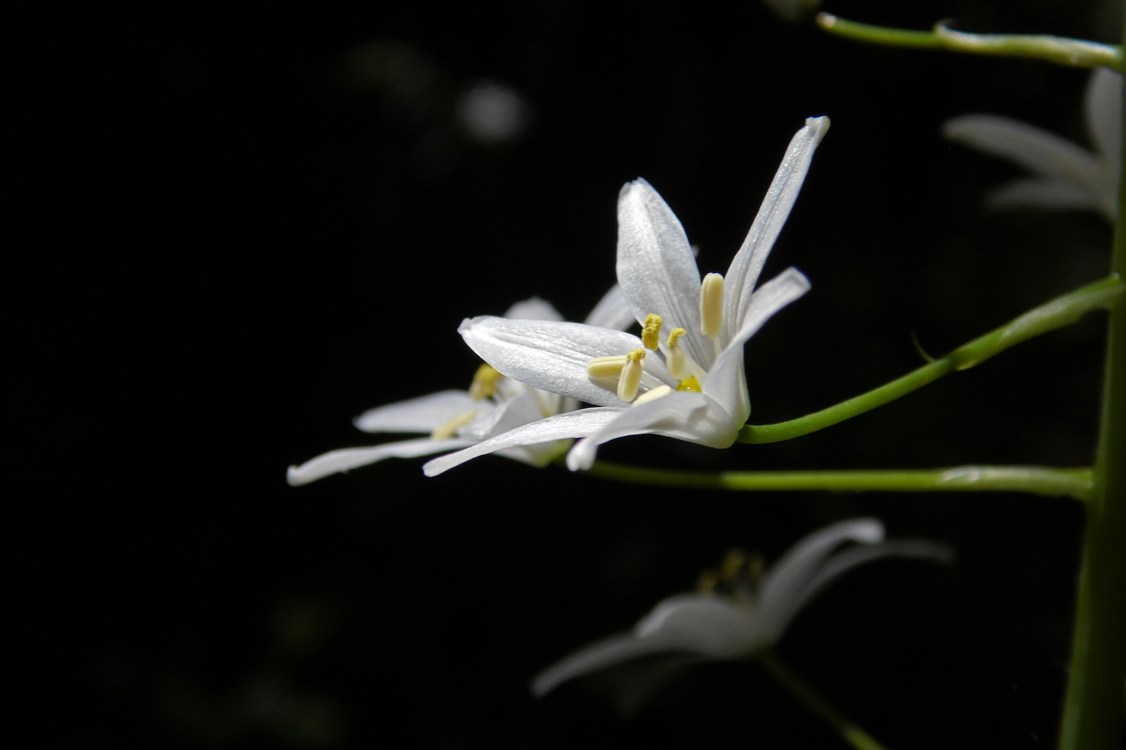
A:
[816,13,1124,71]
[585,463,1092,501]
[757,650,887,750]
[738,275,1123,445]
[1057,39,1126,750]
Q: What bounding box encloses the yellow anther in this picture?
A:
[617,348,646,402]
[469,364,504,400]
[633,384,671,406]
[666,327,689,379]
[700,272,725,339]
[719,548,747,581]
[641,313,663,351]
[676,375,702,392]
[587,354,628,381]
[696,570,718,593]
[430,409,477,440]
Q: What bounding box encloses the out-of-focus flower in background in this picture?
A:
[943,68,1122,222]
[456,80,531,144]
[531,518,952,701]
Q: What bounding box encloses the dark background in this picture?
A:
[17,1,1120,747]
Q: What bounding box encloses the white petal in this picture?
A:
[725,116,828,339]
[987,177,1106,214]
[615,179,709,367]
[565,391,730,471]
[754,518,883,642]
[531,594,755,697]
[353,390,478,434]
[1086,68,1122,169]
[705,268,810,420]
[422,408,622,476]
[943,114,1101,187]
[583,284,636,331]
[503,296,564,321]
[287,437,473,486]
[788,539,955,622]
[531,633,672,698]
[459,316,669,407]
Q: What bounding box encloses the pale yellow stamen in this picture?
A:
[676,374,702,392]
[700,272,725,339]
[633,384,671,406]
[719,548,747,581]
[617,348,646,402]
[666,327,689,379]
[587,354,628,381]
[430,409,477,440]
[641,313,663,351]
[469,364,504,400]
[696,570,718,593]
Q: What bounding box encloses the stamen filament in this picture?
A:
[430,409,477,440]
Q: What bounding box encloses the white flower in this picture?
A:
[531,518,953,698]
[423,117,828,476]
[286,290,634,486]
[943,68,1121,222]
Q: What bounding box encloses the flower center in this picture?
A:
[696,548,765,608]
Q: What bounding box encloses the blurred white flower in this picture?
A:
[943,68,1121,221]
[457,80,531,144]
[424,117,828,476]
[760,0,821,24]
[286,290,633,486]
[532,518,952,698]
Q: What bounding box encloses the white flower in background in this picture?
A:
[532,518,953,698]
[760,0,822,24]
[943,68,1121,222]
[424,117,828,476]
[286,290,634,486]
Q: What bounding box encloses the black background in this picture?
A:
[17,1,1120,747]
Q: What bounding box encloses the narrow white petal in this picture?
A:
[531,634,673,698]
[754,519,883,641]
[423,408,622,476]
[987,177,1105,214]
[1086,68,1122,169]
[565,392,730,471]
[705,268,810,420]
[459,316,668,407]
[287,438,473,486]
[503,296,565,322]
[531,594,755,697]
[615,179,709,367]
[352,390,478,433]
[583,284,636,331]
[725,116,828,339]
[787,539,955,623]
[943,114,1101,186]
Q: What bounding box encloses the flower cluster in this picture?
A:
[287,116,830,484]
